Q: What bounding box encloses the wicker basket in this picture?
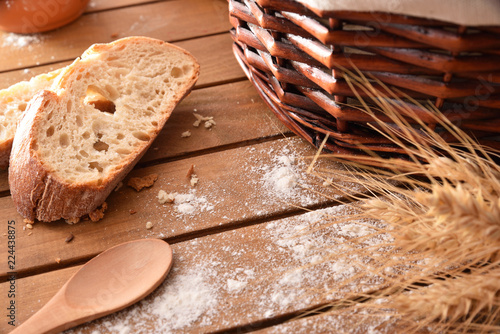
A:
[229,0,500,157]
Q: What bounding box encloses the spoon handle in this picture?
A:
[10,287,80,334]
[9,239,173,334]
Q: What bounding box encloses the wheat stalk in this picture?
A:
[391,267,500,331]
[305,67,500,333]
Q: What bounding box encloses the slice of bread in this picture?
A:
[0,69,63,168]
[9,36,200,222]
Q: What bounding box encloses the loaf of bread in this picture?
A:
[9,36,199,222]
[0,69,62,168]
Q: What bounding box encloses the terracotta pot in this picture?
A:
[0,0,90,34]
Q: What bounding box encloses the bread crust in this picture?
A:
[0,140,12,169]
[9,37,199,222]
[0,68,63,169]
[9,91,113,221]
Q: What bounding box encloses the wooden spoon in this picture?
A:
[10,238,173,334]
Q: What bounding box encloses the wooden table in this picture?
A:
[0,1,413,333]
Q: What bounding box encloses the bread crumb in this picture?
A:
[190,175,199,187]
[186,164,195,178]
[158,190,175,204]
[55,258,61,264]
[65,233,74,243]
[181,130,191,138]
[127,174,159,191]
[204,119,216,129]
[193,113,215,129]
[186,164,199,185]
[111,32,119,38]
[146,221,154,229]
[23,218,34,225]
[27,232,33,236]
[66,217,80,225]
[25,223,33,229]
[89,202,108,222]
[129,209,137,215]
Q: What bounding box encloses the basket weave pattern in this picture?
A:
[229,0,500,155]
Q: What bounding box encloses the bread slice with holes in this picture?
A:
[9,36,199,222]
[0,69,63,168]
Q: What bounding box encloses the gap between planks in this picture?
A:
[0,31,238,81]
[0,131,291,200]
[0,133,375,281]
[0,79,291,195]
[136,132,296,170]
[210,297,363,334]
[0,0,232,72]
[0,190,388,334]
[0,191,366,282]
[0,30,236,78]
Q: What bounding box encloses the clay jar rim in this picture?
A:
[0,0,90,34]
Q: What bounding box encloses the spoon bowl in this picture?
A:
[10,239,173,334]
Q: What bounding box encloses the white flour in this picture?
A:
[249,146,319,210]
[66,260,220,334]
[152,141,333,224]
[257,205,393,312]
[227,278,247,293]
[65,141,390,332]
[264,155,299,193]
[158,189,214,216]
[65,203,395,333]
[2,33,43,48]
[147,270,218,331]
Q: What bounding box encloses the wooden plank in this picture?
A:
[187,33,246,89]
[0,268,76,333]
[139,80,284,163]
[0,0,230,72]
[0,33,244,90]
[0,80,284,192]
[252,307,430,333]
[0,137,364,278]
[0,203,396,333]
